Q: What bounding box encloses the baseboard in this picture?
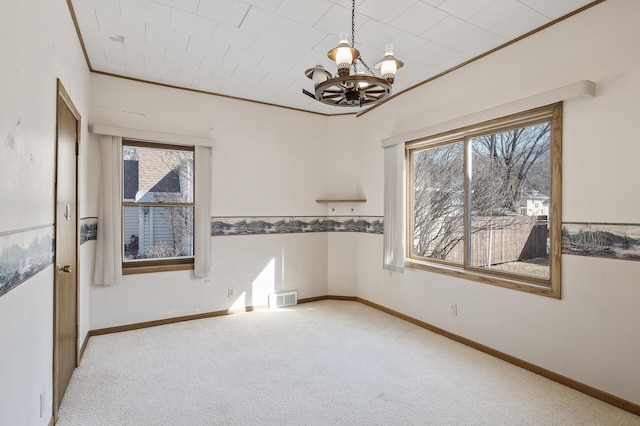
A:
[297,295,329,304]
[299,295,357,304]
[78,333,90,364]
[356,297,640,417]
[88,305,268,337]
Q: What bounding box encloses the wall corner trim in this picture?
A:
[90,124,215,148]
[381,80,596,148]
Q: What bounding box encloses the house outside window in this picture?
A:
[122,140,195,273]
[406,103,562,297]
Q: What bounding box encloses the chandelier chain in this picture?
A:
[350,0,375,76]
[351,0,355,47]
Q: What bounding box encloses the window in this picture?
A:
[122,140,195,274]
[406,103,562,297]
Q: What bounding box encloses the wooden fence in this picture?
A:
[444,216,548,266]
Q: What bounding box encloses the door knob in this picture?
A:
[58,264,72,273]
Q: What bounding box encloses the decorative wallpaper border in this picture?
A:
[4,219,635,299]
[212,216,384,236]
[80,217,98,245]
[0,225,54,297]
[562,222,640,262]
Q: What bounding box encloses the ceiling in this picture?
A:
[70,0,596,115]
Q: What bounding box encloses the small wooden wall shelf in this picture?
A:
[315,199,367,203]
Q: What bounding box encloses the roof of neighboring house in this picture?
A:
[149,169,181,193]
[123,160,139,200]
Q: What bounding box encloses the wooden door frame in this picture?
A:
[53,79,81,422]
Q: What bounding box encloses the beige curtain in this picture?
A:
[383,143,404,273]
[194,145,212,278]
[94,135,123,285]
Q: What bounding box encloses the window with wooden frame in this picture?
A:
[122,140,195,274]
[406,103,562,297]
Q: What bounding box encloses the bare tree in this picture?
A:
[412,121,551,264]
[471,123,550,213]
[412,142,465,260]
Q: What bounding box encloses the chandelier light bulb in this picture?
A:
[312,65,329,84]
[380,45,397,81]
[334,33,354,76]
[375,45,403,84]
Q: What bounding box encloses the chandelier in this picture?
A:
[302,0,403,107]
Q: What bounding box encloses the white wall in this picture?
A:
[0,0,91,423]
[325,115,361,296]
[88,75,331,329]
[353,0,640,405]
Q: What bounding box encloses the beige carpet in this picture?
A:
[57,300,640,425]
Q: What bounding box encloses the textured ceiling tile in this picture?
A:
[422,0,447,6]
[357,0,417,24]
[186,37,228,61]
[146,24,189,51]
[223,46,264,68]
[384,31,430,56]
[248,35,294,60]
[420,16,506,56]
[231,65,268,84]
[200,57,236,76]
[275,0,334,27]
[260,72,294,90]
[437,0,500,20]
[242,7,326,47]
[72,0,120,15]
[403,41,471,71]
[169,9,217,40]
[160,64,182,80]
[241,0,284,13]
[80,32,109,69]
[212,22,258,51]
[519,0,592,19]
[96,10,146,41]
[287,43,333,74]
[150,0,199,13]
[325,0,365,9]
[313,5,368,38]
[164,48,203,69]
[355,19,402,50]
[123,53,145,74]
[390,2,448,36]
[72,3,99,30]
[124,38,166,58]
[468,0,548,39]
[196,0,250,28]
[255,56,294,74]
[394,58,441,81]
[97,61,127,75]
[409,40,470,70]
[179,64,214,85]
[120,0,171,28]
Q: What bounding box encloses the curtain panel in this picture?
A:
[383,143,405,273]
[194,145,212,278]
[94,135,123,285]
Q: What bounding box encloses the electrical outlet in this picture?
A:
[450,304,458,317]
[227,287,234,298]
